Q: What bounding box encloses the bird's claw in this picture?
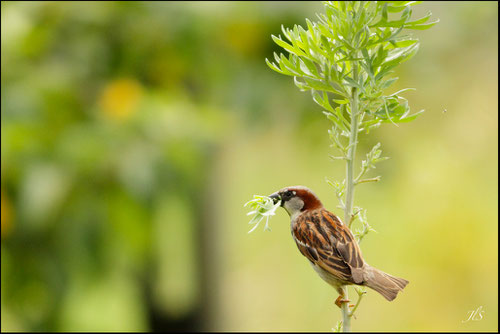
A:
[334,296,351,308]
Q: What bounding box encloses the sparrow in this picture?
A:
[268,185,408,307]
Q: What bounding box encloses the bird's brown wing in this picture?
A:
[292,209,365,284]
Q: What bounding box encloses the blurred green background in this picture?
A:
[1,1,497,332]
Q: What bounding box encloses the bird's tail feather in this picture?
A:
[363,265,409,301]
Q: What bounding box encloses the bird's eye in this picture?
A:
[285,190,294,198]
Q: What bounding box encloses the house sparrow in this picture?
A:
[269,185,408,307]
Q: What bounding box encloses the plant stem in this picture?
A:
[344,70,360,230]
[340,286,350,332]
[341,62,360,333]
[348,289,366,318]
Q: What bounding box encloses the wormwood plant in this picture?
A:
[257,1,437,332]
[244,195,282,233]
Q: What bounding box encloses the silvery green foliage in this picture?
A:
[266,1,437,134]
[244,195,282,233]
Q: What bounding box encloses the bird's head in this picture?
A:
[268,186,323,218]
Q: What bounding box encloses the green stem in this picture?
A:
[341,62,360,333]
[340,286,350,332]
[355,176,381,185]
[345,80,359,229]
[348,289,366,318]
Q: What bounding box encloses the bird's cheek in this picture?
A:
[282,202,292,216]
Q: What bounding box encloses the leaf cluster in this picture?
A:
[244,195,282,233]
[266,1,437,130]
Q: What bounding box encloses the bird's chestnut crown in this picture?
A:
[269,186,323,217]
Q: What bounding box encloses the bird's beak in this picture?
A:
[268,192,281,205]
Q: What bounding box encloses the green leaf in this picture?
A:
[317,21,335,40]
[381,77,398,89]
[294,77,310,91]
[313,90,333,112]
[389,87,416,96]
[272,35,302,57]
[387,1,423,12]
[279,53,304,75]
[333,98,349,104]
[265,58,292,76]
[405,19,440,30]
[344,76,364,91]
[384,43,419,66]
[304,76,345,95]
[389,38,419,48]
[300,57,320,77]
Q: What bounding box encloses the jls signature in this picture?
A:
[462,306,485,323]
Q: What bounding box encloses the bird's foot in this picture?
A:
[334,296,351,308]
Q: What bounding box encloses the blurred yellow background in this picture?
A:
[1,1,497,332]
